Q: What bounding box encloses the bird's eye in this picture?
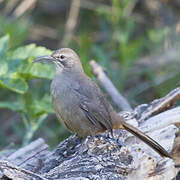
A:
[60,55,65,59]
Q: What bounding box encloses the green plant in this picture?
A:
[0,34,55,145]
[76,0,178,105]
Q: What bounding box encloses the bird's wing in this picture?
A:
[73,76,113,131]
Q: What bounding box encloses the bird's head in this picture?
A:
[33,48,83,73]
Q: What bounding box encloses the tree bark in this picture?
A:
[0,88,179,180]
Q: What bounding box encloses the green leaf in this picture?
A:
[8,44,52,60]
[0,101,24,112]
[0,63,8,76]
[0,76,28,94]
[0,34,9,59]
[0,41,54,93]
[7,44,55,79]
[19,59,55,79]
[31,94,54,116]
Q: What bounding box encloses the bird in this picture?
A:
[33,48,171,158]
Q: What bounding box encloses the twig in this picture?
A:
[18,147,49,167]
[7,138,49,166]
[61,0,80,47]
[135,87,180,122]
[0,161,47,180]
[2,0,19,16]
[90,60,132,111]
[13,0,37,18]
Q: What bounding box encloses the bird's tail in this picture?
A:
[122,121,171,158]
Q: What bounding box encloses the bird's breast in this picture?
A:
[50,76,82,127]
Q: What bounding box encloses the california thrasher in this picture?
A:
[33,48,171,158]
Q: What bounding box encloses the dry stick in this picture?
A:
[2,0,19,16]
[13,0,37,18]
[138,87,180,122]
[140,107,180,133]
[90,60,132,111]
[18,147,49,167]
[0,161,47,180]
[61,0,80,47]
[7,138,49,166]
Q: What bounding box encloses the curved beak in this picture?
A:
[32,55,55,63]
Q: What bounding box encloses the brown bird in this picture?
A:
[33,48,171,158]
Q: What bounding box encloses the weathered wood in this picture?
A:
[0,88,179,179]
[0,161,46,180]
[134,87,180,122]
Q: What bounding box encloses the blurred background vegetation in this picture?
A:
[0,0,180,149]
